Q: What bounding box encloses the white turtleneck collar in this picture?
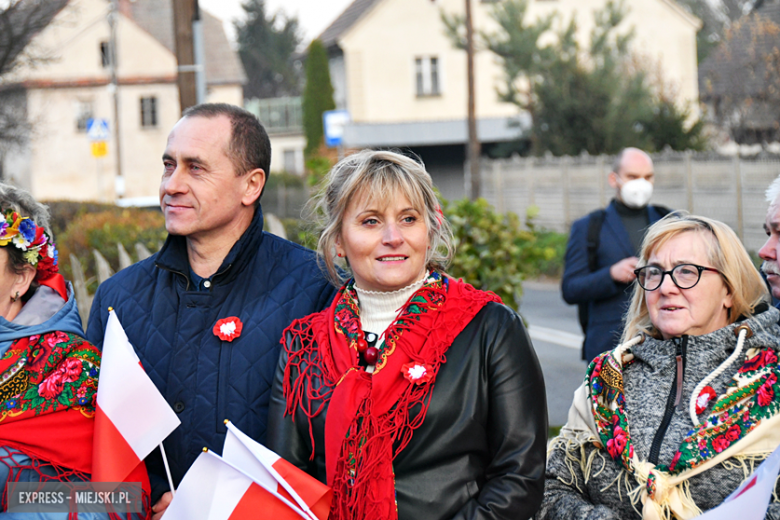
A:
[354,273,427,338]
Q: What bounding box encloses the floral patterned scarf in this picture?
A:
[0,331,99,478]
[0,330,150,518]
[587,337,780,518]
[282,272,501,520]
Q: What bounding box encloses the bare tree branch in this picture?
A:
[700,11,780,143]
[0,0,68,148]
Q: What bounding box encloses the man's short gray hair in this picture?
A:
[611,147,653,176]
[766,175,780,204]
[611,149,627,174]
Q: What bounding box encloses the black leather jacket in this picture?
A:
[267,302,548,520]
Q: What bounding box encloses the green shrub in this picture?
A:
[443,198,566,309]
[522,206,568,278]
[279,217,318,249]
[44,200,124,238]
[56,209,167,291]
[444,198,525,309]
[531,230,567,278]
[305,155,334,186]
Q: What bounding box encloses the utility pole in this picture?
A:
[192,2,206,104]
[465,0,481,200]
[108,0,123,198]
[173,0,198,111]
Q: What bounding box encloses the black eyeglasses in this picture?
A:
[633,264,722,291]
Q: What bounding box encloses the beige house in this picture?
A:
[1,0,245,204]
[319,0,700,196]
[527,0,701,110]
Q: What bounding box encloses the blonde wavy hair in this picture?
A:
[622,213,768,341]
[306,149,453,286]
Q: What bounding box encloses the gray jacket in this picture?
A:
[538,306,780,520]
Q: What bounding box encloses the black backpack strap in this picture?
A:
[586,209,606,273]
[579,209,606,352]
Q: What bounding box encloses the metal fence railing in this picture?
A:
[245,97,303,135]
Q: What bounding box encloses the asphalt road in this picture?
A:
[518,280,588,427]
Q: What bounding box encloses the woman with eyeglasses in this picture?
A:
[537,213,780,520]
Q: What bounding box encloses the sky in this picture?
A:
[197,0,355,47]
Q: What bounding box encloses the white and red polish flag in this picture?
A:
[698,442,780,520]
[222,421,332,520]
[92,309,181,483]
[164,450,310,520]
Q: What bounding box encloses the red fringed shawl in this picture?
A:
[0,330,150,518]
[282,273,501,520]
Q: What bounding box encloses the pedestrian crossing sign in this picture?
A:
[86,118,110,142]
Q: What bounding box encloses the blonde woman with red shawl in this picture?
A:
[267,150,547,520]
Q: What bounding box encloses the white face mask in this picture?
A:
[619,178,653,209]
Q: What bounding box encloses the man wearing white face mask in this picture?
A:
[562,147,672,362]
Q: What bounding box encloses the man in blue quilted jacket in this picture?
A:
[86,103,336,517]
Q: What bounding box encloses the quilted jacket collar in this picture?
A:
[154,205,266,288]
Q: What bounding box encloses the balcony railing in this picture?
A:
[245,96,302,135]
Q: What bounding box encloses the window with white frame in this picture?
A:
[415,56,440,97]
[75,99,93,132]
[283,150,297,174]
[140,96,158,128]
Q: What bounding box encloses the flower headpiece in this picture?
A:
[0,209,58,280]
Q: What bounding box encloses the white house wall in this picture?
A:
[526,0,700,111]
[115,83,181,200]
[338,0,517,124]
[334,0,700,125]
[268,134,306,175]
[207,84,244,107]
[24,82,180,202]
[7,0,243,203]
[25,85,115,201]
[18,0,178,82]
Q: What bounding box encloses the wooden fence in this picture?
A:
[258,151,780,254]
[475,151,780,253]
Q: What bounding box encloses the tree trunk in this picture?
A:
[173,0,198,112]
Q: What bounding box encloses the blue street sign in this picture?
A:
[323,110,350,147]
[86,118,110,142]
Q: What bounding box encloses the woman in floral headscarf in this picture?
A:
[0,183,147,518]
[267,150,547,520]
[538,214,780,520]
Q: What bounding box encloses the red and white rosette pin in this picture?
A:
[213,316,243,342]
[695,385,717,415]
[402,362,434,385]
